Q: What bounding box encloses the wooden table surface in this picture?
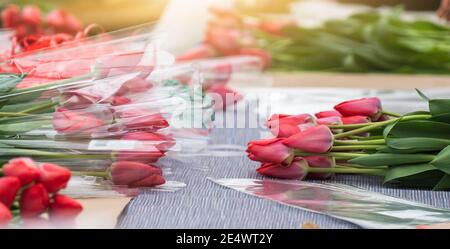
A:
[270,72,450,89]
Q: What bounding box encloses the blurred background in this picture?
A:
[1,0,444,30]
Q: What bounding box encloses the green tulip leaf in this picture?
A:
[430,112,450,124]
[384,164,438,183]
[0,120,49,135]
[0,100,55,114]
[415,89,430,101]
[349,153,435,167]
[430,145,450,174]
[393,171,445,189]
[433,175,450,191]
[386,137,450,152]
[429,99,450,117]
[0,73,24,94]
[386,120,450,139]
[377,145,435,154]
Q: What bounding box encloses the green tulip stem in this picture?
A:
[19,100,59,114]
[334,139,385,146]
[307,166,386,176]
[0,148,109,160]
[333,114,431,139]
[329,114,431,131]
[294,150,366,159]
[348,135,385,141]
[331,145,382,151]
[0,112,31,117]
[381,110,402,117]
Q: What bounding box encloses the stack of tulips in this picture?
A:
[1,4,87,55]
[0,26,215,189]
[0,157,82,227]
[0,68,213,188]
[247,91,450,190]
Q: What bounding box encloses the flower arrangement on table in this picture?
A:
[247,90,450,190]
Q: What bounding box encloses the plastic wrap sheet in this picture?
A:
[210,178,450,229]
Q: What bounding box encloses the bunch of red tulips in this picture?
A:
[247,97,392,179]
[0,157,82,227]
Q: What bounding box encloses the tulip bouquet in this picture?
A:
[0,157,83,227]
[247,91,450,190]
[0,65,215,188]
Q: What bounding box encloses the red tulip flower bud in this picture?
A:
[0,177,21,207]
[116,109,169,131]
[316,116,343,126]
[283,125,334,153]
[247,138,293,164]
[341,115,370,125]
[53,108,105,134]
[0,203,13,227]
[49,195,83,220]
[111,96,132,106]
[20,183,50,218]
[115,77,153,96]
[334,97,382,118]
[21,5,41,26]
[121,131,175,151]
[1,4,21,28]
[46,9,82,34]
[207,84,243,110]
[3,157,40,186]
[270,122,316,138]
[256,157,308,179]
[38,163,71,193]
[266,113,314,128]
[111,161,165,188]
[61,89,103,109]
[315,110,343,118]
[304,156,335,180]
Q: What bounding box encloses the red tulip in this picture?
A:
[38,163,71,193]
[341,115,370,125]
[110,161,165,188]
[61,89,103,109]
[21,5,41,26]
[121,131,175,151]
[283,125,334,153]
[304,156,335,180]
[266,113,314,128]
[20,183,50,218]
[115,131,170,163]
[316,116,343,126]
[270,122,315,138]
[315,110,343,118]
[115,77,153,96]
[256,157,308,179]
[259,19,294,36]
[117,109,169,131]
[334,97,382,118]
[53,108,105,134]
[0,203,13,227]
[247,138,292,164]
[207,84,243,110]
[111,96,132,106]
[3,157,40,186]
[49,195,83,220]
[1,4,21,28]
[46,9,82,34]
[0,177,21,207]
